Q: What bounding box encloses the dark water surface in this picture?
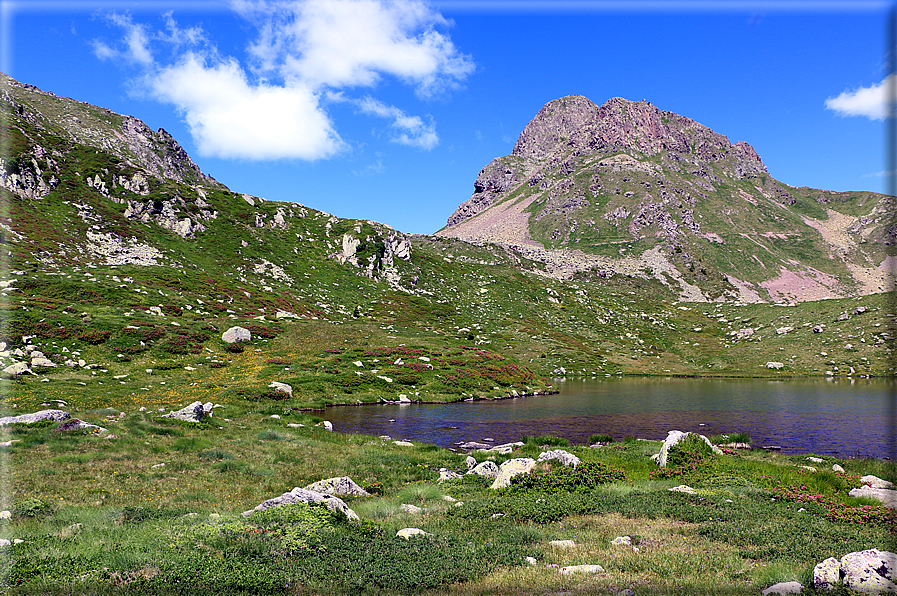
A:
[322,377,896,459]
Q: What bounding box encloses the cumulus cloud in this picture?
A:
[825,74,896,120]
[149,54,343,160]
[93,1,472,160]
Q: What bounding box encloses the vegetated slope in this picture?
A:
[438,95,896,304]
[0,73,894,418]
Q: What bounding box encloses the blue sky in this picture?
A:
[2,0,894,234]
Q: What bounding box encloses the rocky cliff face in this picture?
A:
[439,95,893,303]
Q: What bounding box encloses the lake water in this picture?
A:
[322,377,897,459]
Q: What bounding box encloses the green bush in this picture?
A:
[665,434,715,468]
[522,435,569,447]
[13,497,52,518]
[507,461,627,494]
[589,434,614,443]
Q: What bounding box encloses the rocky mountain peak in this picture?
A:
[511,95,599,160]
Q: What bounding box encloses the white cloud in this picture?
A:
[149,53,343,160]
[825,74,896,120]
[94,1,471,160]
[92,13,154,66]
[344,95,438,149]
[237,0,474,97]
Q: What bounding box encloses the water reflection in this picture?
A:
[322,377,896,459]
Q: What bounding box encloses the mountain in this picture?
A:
[438,95,895,304]
[0,72,893,414]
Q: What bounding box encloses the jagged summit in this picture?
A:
[438,94,892,303]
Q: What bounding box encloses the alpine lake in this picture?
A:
[322,376,896,459]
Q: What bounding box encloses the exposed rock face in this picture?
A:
[490,457,536,489]
[0,409,69,426]
[161,401,206,423]
[815,550,897,593]
[653,430,723,467]
[537,449,581,468]
[304,476,370,497]
[438,93,893,303]
[243,487,359,521]
[222,327,251,343]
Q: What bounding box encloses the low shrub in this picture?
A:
[507,461,627,494]
[522,435,569,447]
[13,497,52,518]
[589,433,614,443]
[77,329,111,344]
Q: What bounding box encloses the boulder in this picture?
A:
[2,362,33,376]
[766,362,784,370]
[559,564,604,574]
[669,485,697,494]
[832,464,845,473]
[537,449,581,468]
[221,326,251,343]
[304,476,370,497]
[490,458,536,489]
[268,381,293,397]
[465,455,477,470]
[322,421,333,431]
[392,440,414,447]
[438,468,463,483]
[861,475,895,489]
[467,460,499,479]
[814,557,842,590]
[653,430,722,467]
[54,419,106,433]
[611,536,632,546]
[841,550,897,593]
[848,486,897,509]
[478,441,525,455]
[243,487,358,521]
[460,441,492,450]
[0,409,69,426]
[400,503,423,515]
[162,401,205,422]
[396,528,430,539]
[762,582,804,595]
[30,357,57,368]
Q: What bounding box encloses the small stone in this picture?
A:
[400,503,423,515]
[762,581,804,595]
[396,528,430,539]
[559,564,604,574]
[549,539,576,549]
[611,536,632,546]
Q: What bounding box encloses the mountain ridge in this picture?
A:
[438,95,894,303]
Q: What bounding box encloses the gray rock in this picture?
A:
[2,362,33,375]
[813,325,824,333]
[243,487,358,521]
[162,401,205,422]
[304,476,370,497]
[460,441,492,450]
[392,440,414,447]
[537,449,581,468]
[396,528,430,539]
[548,539,576,549]
[490,458,536,489]
[0,409,69,426]
[467,460,499,479]
[31,356,57,368]
[222,326,251,343]
[401,503,423,514]
[861,475,895,489]
[854,306,867,315]
[669,485,697,495]
[438,468,463,483]
[766,361,784,370]
[54,419,106,433]
[559,564,604,574]
[653,430,722,467]
[762,581,804,595]
[465,455,477,470]
[611,536,632,546]
[814,557,841,590]
[841,549,897,593]
[735,327,754,340]
[268,381,292,397]
[848,486,897,509]
[832,464,846,473]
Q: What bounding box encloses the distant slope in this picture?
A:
[0,72,893,413]
[438,95,896,303]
